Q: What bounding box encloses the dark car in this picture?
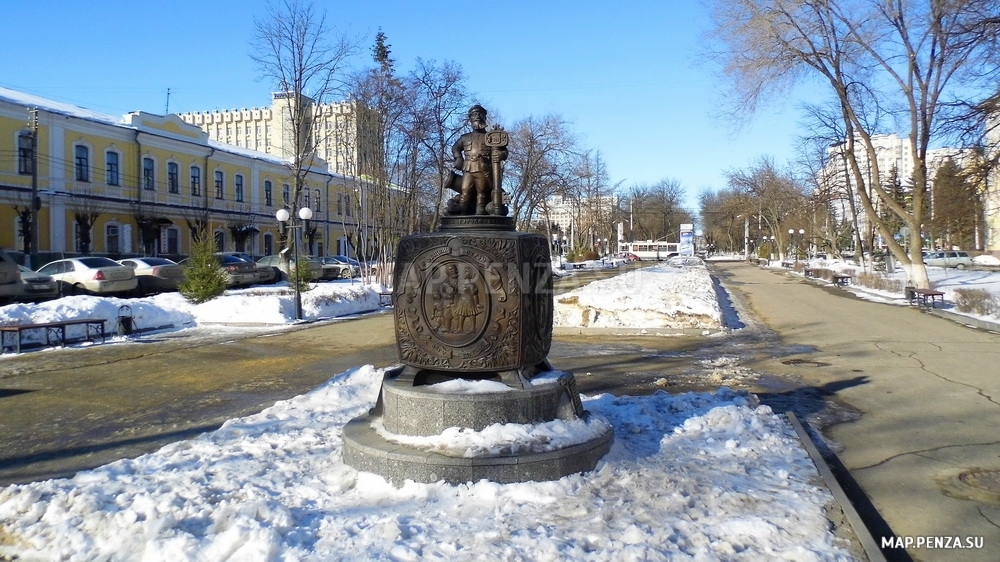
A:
[118,257,185,296]
[179,254,259,288]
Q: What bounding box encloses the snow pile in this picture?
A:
[554,260,723,330]
[0,365,852,561]
[0,282,387,350]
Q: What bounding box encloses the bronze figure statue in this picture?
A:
[446,105,509,216]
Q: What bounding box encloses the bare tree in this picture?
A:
[1,188,35,260]
[407,59,471,230]
[505,114,579,231]
[66,187,109,255]
[251,0,359,267]
[725,157,808,260]
[225,204,260,253]
[707,0,1000,288]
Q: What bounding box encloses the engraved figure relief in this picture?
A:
[422,260,489,347]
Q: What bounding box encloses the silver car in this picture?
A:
[14,265,59,302]
[923,251,973,269]
[37,257,138,296]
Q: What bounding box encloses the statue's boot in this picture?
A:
[459,192,473,214]
[476,193,489,215]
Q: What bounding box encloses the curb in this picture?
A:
[552,327,723,337]
[786,412,887,562]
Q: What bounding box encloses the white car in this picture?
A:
[923,251,973,269]
[37,257,138,296]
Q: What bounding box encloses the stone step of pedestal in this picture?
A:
[342,414,614,486]
[381,372,581,436]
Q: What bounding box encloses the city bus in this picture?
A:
[618,240,681,261]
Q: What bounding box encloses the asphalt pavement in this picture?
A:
[713,261,1000,562]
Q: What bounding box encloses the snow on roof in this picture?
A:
[0,86,128,126]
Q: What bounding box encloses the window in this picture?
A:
[336,193,343,215]
[75,145,90,182]
[314,189,321,212]
[191,166,201,196]
[282,183,290,205]
[106,224,120,254]
[17,132,33,175]
[264,180,273,206]
[143,158,155,190]
[263,233,273,256]
[235,174,244,202]
[166,228,179,255]
[215,171,224,199]
[106,151,120,186]
[345,194,352,216]
[167,163,179,193]
[214,231,225,252]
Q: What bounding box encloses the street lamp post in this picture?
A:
[276,206,313,321]
[788,228,806,265]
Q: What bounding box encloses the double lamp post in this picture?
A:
[276,206,313,321]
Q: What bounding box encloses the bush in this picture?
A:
[855,272,904,293]
[178,235,228,304]
[953,288,999,317]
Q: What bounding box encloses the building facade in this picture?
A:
[178,93,373,178]
[819,133,996,252]
[1,87,361,267]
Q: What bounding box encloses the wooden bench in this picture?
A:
[907,288,945,309]
[0,319,106,354]
[378,292,393,307]
[781,261,793,269]
[832,274,853,286]
[804,268,815,278]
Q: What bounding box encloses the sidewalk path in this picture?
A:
[713,261,1000,562]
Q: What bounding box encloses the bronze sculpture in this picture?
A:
[343,103,612,485]
[446,105,509,216]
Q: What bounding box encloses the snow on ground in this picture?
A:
[554,257,724,331]
[11,257,1000,560]
[0,365,853,560]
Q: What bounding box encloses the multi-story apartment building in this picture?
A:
[819,133,996,251]
[1,87,362,267]
[178,93,375,179]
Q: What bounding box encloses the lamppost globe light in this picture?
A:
[299,206,313,221]
[275,208,290,222]
[799,229,805,235]
[788,228,794,235]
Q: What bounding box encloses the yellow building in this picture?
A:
[2,87,361,268]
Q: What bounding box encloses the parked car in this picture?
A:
[923,250,973,269]
[13,265,59,302]
[0,248,20,304]
[256,255,324,282]
[37,257,138,296]
[117,257,186,295]
[220,253,274,284]
[317,255,360,279]
[178,254,259,288]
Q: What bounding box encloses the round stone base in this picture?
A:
[342,414,614,485]
[380,375,579,436]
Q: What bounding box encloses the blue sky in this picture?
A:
[0,0,810,212]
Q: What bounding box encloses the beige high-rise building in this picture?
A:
[179,93,373,178]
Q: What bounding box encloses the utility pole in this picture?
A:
[20,108,40,268]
